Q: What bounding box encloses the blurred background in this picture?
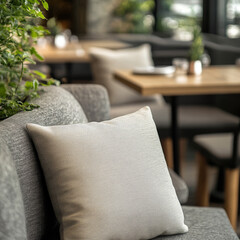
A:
[36,0,240,83]
[43,0,240,39]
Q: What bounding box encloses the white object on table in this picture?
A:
[133,66,176,75]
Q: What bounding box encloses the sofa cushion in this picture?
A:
[64,85,189,204]
[27,107,188,240]
[0,141,27,240]
[153,207,239,239]
[89,44,165,106]
[61,84,110,122]
[0,86,87,240]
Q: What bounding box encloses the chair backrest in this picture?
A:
[0,86,87,240]
[214,94,240,167]
[214,94,240,118]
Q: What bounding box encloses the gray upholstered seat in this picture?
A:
[153,207,238,240]
[0,142,26,240]
[0,86,89,239]
[0,85,188,239]
[0,85,109,239]
[0,84,238,239]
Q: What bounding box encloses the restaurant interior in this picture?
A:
[1,0,240,239]
[37,0,240,82]
[36,0,240,235]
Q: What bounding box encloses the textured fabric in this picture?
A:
[153,207,239,239]
[0,86,88,240]
[62,84,110,121]
[111,103,239,138]
[168,169,189,204]
[90,44,165,106]
[0,142,27,240]
[1,83,236,240]
[27,107,188,240]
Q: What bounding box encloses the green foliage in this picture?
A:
[0,0,58,120]
[0,82,40,120]
[189,26,204,61]
[112,0,154,33]
[47,17,62,36]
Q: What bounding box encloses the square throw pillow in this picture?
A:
[27,107,188,240]
[89,44,165,106]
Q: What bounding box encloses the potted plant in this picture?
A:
[188,25,204,75]
[0,0,58,120]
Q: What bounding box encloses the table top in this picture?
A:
[114,66,240,96]
[35,40,130,63]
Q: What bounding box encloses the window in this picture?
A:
[154,0,203,41]
[226,0,240,38]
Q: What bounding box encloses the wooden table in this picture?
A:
[35,40,130,82]
[114,66,240,174]
[35,40,130,63]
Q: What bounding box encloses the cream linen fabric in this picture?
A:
[26,107,188,240]
[90,44,166,106]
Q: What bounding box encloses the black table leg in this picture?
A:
[66,62,73,83]
[49,63,56,79]
[170,96,180,175]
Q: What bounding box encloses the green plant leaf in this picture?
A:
[0,0,59,120]
[41,0,49,10]
[25,81,33,90]
[33,70,46,79]
[33,79,39,91]
[25,57,36,64]
[0,83,7,98]
[30,47,44,61]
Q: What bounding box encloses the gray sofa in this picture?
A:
[0,84,238,240]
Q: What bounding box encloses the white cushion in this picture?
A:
[90,44,165,106]
[26,107,188,240]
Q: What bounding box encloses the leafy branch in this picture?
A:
[0,0,59,120]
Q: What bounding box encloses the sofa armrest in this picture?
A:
[169,168,189,204]
[62,84,110,122]
[0,141,27,239]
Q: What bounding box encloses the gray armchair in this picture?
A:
[0,84,238,239]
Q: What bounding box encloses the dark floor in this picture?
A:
[180,142,240,237]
